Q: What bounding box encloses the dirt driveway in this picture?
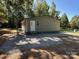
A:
[0,33,79,59]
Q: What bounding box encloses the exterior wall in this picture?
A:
[21,19,29,33]
[21,16,60,33]
[32,16,60,32]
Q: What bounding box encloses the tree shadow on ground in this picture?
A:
[0,33,79,59]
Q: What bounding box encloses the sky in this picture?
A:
[46,0,79,21]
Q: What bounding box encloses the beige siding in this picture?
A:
[21,19,29,33]
[21,16,60,33]
[32,16,60,32]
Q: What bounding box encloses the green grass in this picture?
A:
[60,28,73,32]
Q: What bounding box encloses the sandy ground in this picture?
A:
[64,32,79,36]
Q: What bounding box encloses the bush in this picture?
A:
[0,22,3,28]
[0,22,8,28]
[2,23,8,28]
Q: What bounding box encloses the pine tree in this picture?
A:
[60,13,69,29]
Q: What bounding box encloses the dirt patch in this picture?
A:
[0,31,12,36]
[0,52,22,59]
[0,48,79,59]
[0,51,7,59]
[5,53,22,59]
[22,48,79,59]
[0,34,79,59]
[0,29,16,46]
[0,37,7,46]
[21,37,79,59]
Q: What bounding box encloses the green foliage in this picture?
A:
[41,0,49,16]
[34,0,49,16]
[70,16,79,29]
[60,13,69,29]
[34,2,41,16]
[0,0,60,28]
[5,0,34,28]
[0,0,34,28]
[48,2,60,18]
[34,1,59,17]
[0,0,7,23]
[49,2,56,16]
[76,18,79,28]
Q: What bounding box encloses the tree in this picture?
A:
[41,0,49,16]
[34,0,49,16]
[70,16,79,29]
[60,13,69,29]
[49,2,56,16]
[77,18,79,28]
[0,0,7,23]
[2,0,34,28]
[22,0,34,17]
[48,2,60,19]
[3,0,34,35]
[33,1,41,16]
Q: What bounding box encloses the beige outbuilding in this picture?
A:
[21,16,60,33]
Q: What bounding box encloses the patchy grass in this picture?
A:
[0,29,17,34]
[61,28,79,36]
[64,31,79,36]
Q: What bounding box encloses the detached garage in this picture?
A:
[21,16,60,33]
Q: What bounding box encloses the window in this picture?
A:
[37,21,39,26]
